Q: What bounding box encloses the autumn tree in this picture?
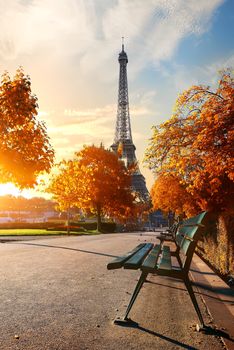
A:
[150,174,199,217]
[0,67,54,188]
[145,70,234,274]
[145,70,234,214]
[48,145,135,232]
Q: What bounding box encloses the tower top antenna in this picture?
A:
[122,36,124,51]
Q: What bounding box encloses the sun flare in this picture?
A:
[0,183,21,197]
[0,182,33,198]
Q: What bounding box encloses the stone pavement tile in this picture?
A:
[191,255,234,350]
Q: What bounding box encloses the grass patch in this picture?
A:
[0,229,100,236]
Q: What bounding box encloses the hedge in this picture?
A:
[0,221,116,233]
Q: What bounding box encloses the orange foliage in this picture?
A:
[151,174,199,216]
[145,70,234,215]
[48,145,135,230]
[0,67,54,188]
[117,142,123,158]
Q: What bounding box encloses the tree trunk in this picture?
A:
[96,204,102,232]
[67,208,71,234]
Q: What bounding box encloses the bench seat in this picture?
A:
[107,211,210,330]
[107,243,147,270]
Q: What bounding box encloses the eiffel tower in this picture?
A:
[111,41,149,202]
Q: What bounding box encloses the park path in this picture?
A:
[0,233,225,350]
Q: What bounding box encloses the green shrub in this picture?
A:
[0,220,116,233]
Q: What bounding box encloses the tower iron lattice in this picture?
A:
[111,42,149,202]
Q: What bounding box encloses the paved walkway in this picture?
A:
[191,255,234,350]
[0,233,233,349]
[153,229,234,349]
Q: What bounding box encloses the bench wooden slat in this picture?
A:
[141,244,161,272]
[182,211,206,226]
[124,243,153,270]
[179,226,202,256]
[175,225,198,249]
[159,212,208,246]
[158,246,172,270]
[107,243,146,270]
[180,238,193,256]
[179,225,198,239]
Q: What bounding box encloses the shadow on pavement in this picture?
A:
[137,325,199,350]
[146,280,234,303]
[114,319,233,348]
[202,326,233,341]
[190,268,215,276]
[192,280,234,297]
[11,242,118,259]
[113,319,199,350]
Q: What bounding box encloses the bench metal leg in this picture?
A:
[184,277,205,329]
[123,271,148,320]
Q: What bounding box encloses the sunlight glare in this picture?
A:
[0,183,36,199]
[0,183,21,197]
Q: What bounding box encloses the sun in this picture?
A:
[0,183,21,197]
[0,183,40,199]
[0,180,51,199]
[0,174,52,199]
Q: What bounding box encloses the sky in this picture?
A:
[0,0,233,198]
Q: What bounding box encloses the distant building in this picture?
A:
[0,209,59,223]
[0,216,13,223]
[149,210,168,228]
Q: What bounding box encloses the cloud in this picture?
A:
[63,104,115,125]
[0,0,225,114]
[0,1,224,68]
[40,99,157,169]
[0,0,92,59]
[168,52,234,94]
[97,0,224,76]
[0,0,227,195]
[43,105,116,161]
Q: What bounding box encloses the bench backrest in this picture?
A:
[176,225,202,271]
[181,211,208,226]
[175,211,208,272]
[167,211,207,242]
[169,222,180,239]
[175,211,208,245]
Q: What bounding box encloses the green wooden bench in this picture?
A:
[157,221,180,243]
[107,211,209,330]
